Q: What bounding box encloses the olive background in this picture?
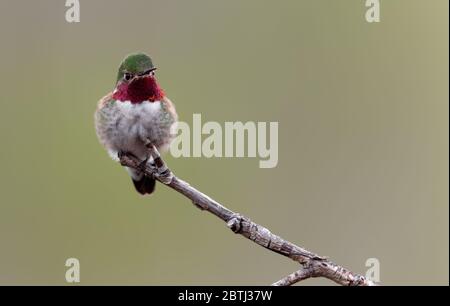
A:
[0,0,448,285]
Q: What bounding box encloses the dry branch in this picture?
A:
[119,142,375,286]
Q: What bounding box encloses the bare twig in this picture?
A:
[272,265,315,286]
[119,143,375,286]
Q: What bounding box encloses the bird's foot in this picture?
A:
[138,157,150,171]
[118,150,138,166]
[144,139,173,184]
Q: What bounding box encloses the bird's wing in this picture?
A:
[97,92,114,110]
[162,96,178,122]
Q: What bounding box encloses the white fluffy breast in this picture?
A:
[105,100,164,159]
[116,100,162,119]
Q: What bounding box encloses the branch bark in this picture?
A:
[119,143,375,286]
[272,266,315,286]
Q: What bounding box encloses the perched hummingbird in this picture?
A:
[95,53,178,195]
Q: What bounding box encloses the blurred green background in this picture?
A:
[0,0,448,285]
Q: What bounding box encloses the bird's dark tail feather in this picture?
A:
[132,175,156,195]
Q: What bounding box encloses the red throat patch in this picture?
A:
[113,76,165,103]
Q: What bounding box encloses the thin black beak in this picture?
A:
[137,67,157,77]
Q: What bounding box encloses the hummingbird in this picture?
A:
[95,53,178,195]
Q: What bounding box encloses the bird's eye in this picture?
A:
[150,70,156,76]
[124,73,133,81]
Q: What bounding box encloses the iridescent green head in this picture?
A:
[116,53,156,83]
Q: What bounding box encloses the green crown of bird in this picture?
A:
[95,53,178,195]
